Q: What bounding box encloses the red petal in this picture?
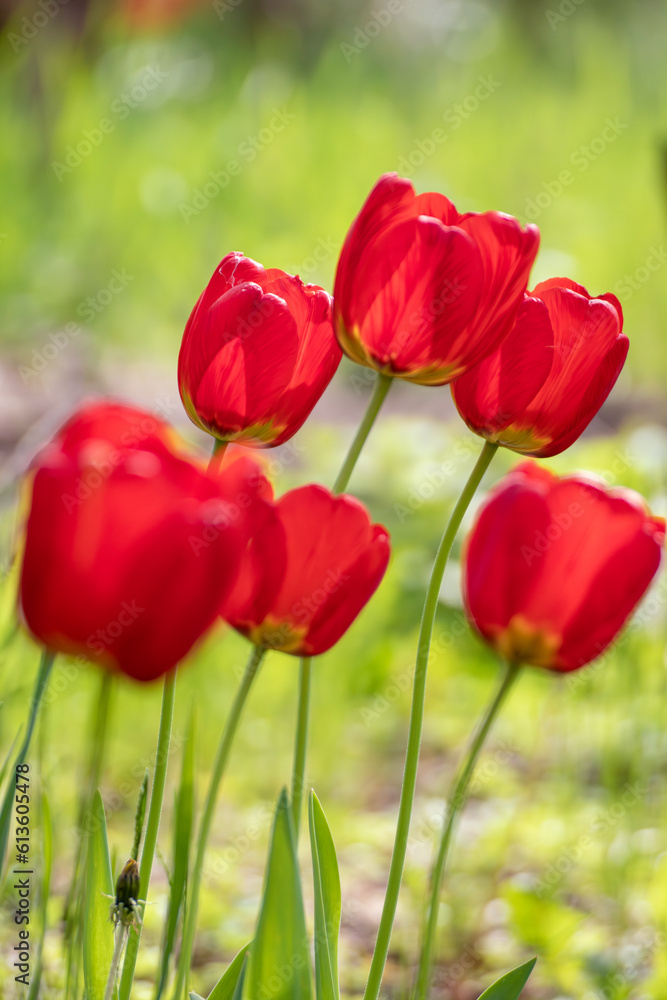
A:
[452,295,553,433]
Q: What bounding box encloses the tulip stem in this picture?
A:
[332,372,392,494]
[362,439,498,1000]
[290,656,312,841]
[118,668,177,1000]
[173,643,266,999]
[414,660,521,999]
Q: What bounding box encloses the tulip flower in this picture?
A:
[333,172,539,386]
[463,461,665,671]
[451,277,628,457]
[223,484,391,655]
[178,252,341,447]
[19,404,255,682]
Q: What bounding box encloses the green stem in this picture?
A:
[363,440,498,1000]
[173,644,266,999]
[0,648,54,874]
[332,372,393,494]
[414,661,521,999]
[290,657,312,841]
[119,668,177,1000]
[104,923,127,1000]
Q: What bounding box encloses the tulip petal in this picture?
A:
[455,211,540,360]
[355,217,484,379]
[558,516,665,670]
[194,287,299,437]
[452,295,554,433]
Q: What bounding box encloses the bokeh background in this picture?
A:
[2,0,667,997]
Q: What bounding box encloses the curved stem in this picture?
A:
[363,440,498,1000]
[290,657,312,841]
[173,644,266,999]
[414,661,521,999]
[332,373,392,494]
[119,668,177,1000]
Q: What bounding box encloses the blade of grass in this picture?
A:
[83,790,115,1000]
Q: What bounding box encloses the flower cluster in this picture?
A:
[16,172,662,684]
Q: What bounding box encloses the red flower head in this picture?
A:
[452,277,628,457]
[333,173,539,385]
[18,402,256,682]
[463,462,665,672]
[178,252,341,447]
[223,484,391,656]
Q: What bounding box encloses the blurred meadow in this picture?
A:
[2,0,667,997]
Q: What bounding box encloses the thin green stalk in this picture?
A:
[286,374,392,839]
[363,440,499,1000]
[0,649,54,873]
[415,661,521,999]
[119,668,177,1000]
[332,372,393,494]
[104,924,128,1000]
[290,657,312,840]
[173,644,266,999]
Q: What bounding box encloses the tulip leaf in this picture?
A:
[247,788,313,1000]
[206,941,251,1000]
[155,706,196,1000]
[477,957,537,1000]
[27,789,53,1000]
[83,790,115,1000]
[308,791,341,1000]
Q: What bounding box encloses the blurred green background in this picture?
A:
[2,0,667,997]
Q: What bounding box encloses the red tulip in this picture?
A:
[333,173,539,385]
[19,404,254,682]
[223,484,391,656]
[178,253,341,447]
[463,462,665,671]
[451,277,628,457]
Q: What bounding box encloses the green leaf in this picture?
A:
[27,789,53,1000]
[155,707,196,1000]
[207,942,251,1000]
[477,958,537,1000]
[83,790,115,1000]
[308,792,341,1000]
[247,789,313,1000]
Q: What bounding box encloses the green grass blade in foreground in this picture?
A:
[248,789,313,1000]
[155,707,196,1000]
[0,649,54,874]
[477,958,537,999]
[206,941,251,1000]
[309,791,341,1000]
[83,790,115,1000]
[27,789,53,1000]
